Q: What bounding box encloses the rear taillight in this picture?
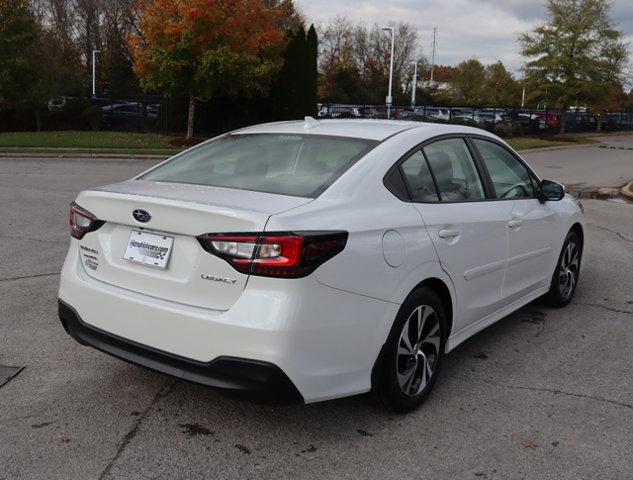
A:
[197,231,348,278]
[69,202,104,239]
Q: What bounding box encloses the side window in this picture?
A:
[399,150,439,202]
[473,139,535,199]
[423,138,485,202]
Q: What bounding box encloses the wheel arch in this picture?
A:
[370,275,455,399]
[414,277,454,340]
[570,222,584,247]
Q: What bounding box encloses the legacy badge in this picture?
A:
[201,274,237,284]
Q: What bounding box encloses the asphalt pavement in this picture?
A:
[523,135,633,192]
[1,143,632,480]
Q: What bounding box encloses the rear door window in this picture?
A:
[400,150,440,202]
[422,138,485,202]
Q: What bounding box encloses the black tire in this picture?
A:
[372,287,447,413]
[545,231,582,308]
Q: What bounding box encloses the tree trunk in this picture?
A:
[559,104,567,136]
[35,108,41,133]
[596,114,603,133]
[186,93,195,140]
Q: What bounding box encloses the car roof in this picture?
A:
[234,119,482,142]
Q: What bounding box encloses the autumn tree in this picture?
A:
[34,0,141,97]
[424,65,458,83]
[520,0,628,134]
[451,59,486,106]
[318,17,363,101]
[130,0,287,138]
[483,62,521,106]
[318,18,425,103]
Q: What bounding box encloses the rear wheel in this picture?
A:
[545,231,582,307]
[373,288,447,413]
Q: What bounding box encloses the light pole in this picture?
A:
[381,27,395,118]
[410,61,418,108]
[92,50,100,98]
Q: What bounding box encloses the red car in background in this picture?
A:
[535,111,561,131]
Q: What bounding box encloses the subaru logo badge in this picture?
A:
[132,209,151,223]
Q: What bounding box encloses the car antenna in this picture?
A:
[304,116,319,129]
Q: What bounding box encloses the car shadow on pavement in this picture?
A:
[82,297,558,440]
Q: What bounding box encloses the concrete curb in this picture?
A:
[0,152,172,160]
[621,181,633,201]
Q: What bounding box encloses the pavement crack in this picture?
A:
[574,302,633,315]
[97,380,178,480]
[0,272,60,282]
[588,222,633,243]
[481,380,633,410]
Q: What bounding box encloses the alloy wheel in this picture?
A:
[559,241,580,301]
[396,305,441,396]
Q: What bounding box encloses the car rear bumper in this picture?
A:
[58,299,304,405]
[58,240,398,403]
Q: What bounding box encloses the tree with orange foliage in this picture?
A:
[130,0,288,139]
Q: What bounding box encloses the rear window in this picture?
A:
[141,134,377,197]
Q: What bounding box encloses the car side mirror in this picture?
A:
[539,179,565,202]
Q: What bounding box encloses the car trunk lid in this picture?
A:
[74,180,312,311]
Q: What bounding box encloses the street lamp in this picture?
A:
[410,61,419,108]
[381,27,395,118]
[92,50,100,98]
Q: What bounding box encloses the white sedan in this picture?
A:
[58,119,585,412]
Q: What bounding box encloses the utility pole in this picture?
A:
[381,27,395,119]
[410,62,418,108]
[92,50,100,98]
[429,28,437,85]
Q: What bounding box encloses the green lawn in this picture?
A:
[0,131,184,155]
[507,135,598,151]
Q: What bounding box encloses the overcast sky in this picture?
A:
[295,0,633,75]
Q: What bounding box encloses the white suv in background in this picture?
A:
[58,119,584,412]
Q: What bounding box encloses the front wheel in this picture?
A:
[545,231,582,307]
[373,288,447,413]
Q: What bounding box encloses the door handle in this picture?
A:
[438,228,460,239]
[508,219,522,228]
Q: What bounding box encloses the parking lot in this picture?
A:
[1,143,632,479]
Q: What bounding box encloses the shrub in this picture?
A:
[81,105,102,130]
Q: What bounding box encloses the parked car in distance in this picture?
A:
[449,108,474,118]
[47,97,70,112]
[422,107,451,121]
[100,102,158,128]
[358,106,388,119]
[398,110,428,122]
[452,112,507,126]
[59,119,585,412]
[317,106,361,118]
[506,111,541,134]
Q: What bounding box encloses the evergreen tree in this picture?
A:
[0,0,46,128]
[305,24,318,116]
[271,25,319,120]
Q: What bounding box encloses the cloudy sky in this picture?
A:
[295,0,633,74]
